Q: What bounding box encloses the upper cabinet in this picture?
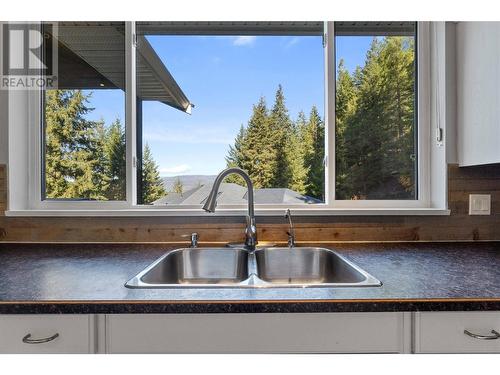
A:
[457,22,500,166]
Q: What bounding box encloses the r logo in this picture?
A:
[2,23,54,76]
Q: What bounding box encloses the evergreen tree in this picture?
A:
[225,124,245,168]
[225,124,247,186]
[45,90,110,200]
[335,60,357,199]
[236,97,276,188]
[269,85,294,188]
[172,177,184,194]
[104,119,126,200]
[225,87,323,196]
[338,36,416,199]
[141,143,166,204]
[302,106,325,200]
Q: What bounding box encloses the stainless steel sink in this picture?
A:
[125,247,381,288]
[254,247,380,286]
[126,248,251,288]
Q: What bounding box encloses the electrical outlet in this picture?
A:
[469,194,491,215]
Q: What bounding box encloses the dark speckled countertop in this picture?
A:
[0,242,499,314]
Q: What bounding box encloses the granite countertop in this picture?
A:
[0,242,499,314]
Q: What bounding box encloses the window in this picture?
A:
[42,22,126,201]
[334,22,417,201]
[135,22,325,207]
[19,21,442,214]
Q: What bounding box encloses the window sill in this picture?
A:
[4,208,451,217]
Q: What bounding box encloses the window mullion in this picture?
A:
[325,21,336,207]
[125,21,137,207]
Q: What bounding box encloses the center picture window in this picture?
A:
[135,22,326,206]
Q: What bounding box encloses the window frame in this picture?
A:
[9,21,449,216]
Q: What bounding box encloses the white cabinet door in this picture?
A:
[457,22,500,166]
[106,312,409,354]
[0,315,95,353]
[415,312,500,353]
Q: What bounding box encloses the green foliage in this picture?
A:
[103,119,126,200]
[225,86,325,200]
[45,90,110,200]
[141,143,167,204]
[226,36,415,202]
[45,90,165,204]
[172,177,184,194]
[337,36,416,199]
[303,106,325,200]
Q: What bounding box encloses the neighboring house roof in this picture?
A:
[250,188,322,204]
[152,183,322,206]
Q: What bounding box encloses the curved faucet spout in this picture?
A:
[202,168,257,250]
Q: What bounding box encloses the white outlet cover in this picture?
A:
[469,194,491,215]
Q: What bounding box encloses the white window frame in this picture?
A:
[6,21,450,216]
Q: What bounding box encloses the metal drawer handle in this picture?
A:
[22,333,60,344]
[464,329,500,340]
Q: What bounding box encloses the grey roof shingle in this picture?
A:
[152,183,322,206]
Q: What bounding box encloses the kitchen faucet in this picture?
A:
[285,208,295,248]
[202,168,257,251]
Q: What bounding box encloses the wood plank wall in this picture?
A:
[0,163,499,243]
[0,165,6,214]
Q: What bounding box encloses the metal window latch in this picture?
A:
[436,127,443,143]
[322,32,327,48]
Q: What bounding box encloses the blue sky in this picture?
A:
[83,35,372,176]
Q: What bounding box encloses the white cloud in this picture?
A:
[285,37,300,49]
[159,164,191,176]
[232,36,257,46]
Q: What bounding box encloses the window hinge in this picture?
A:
[132,33,137,48]
[323,155,328,168]
[322,32,327,48]
[132,156,137,168]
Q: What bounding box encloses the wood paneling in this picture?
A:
[0,164,6,214]
[1,163,500,243]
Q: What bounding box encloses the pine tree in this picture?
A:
[225,87,321,196]
[378,37,416,197]
[225,124,247,186]
[45,89,110,200]
[104,119,126,200]
[302,106,325,200]
[172,177,184,194]
[337,36,416,199]
[269,85,295,188]
[141,143,166,204]
[236,97,276,188]
[335,59,357,199]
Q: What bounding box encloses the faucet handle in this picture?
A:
[181,232,199,248]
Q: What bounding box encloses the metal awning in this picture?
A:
[51,22,192,113]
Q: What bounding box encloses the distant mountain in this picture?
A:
[162,175,216,193]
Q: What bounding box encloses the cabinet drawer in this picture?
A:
[415,312,500,353]
[107,313,407,354]
[0,315,94,353]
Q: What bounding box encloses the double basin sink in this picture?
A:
[126,247,382,288]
